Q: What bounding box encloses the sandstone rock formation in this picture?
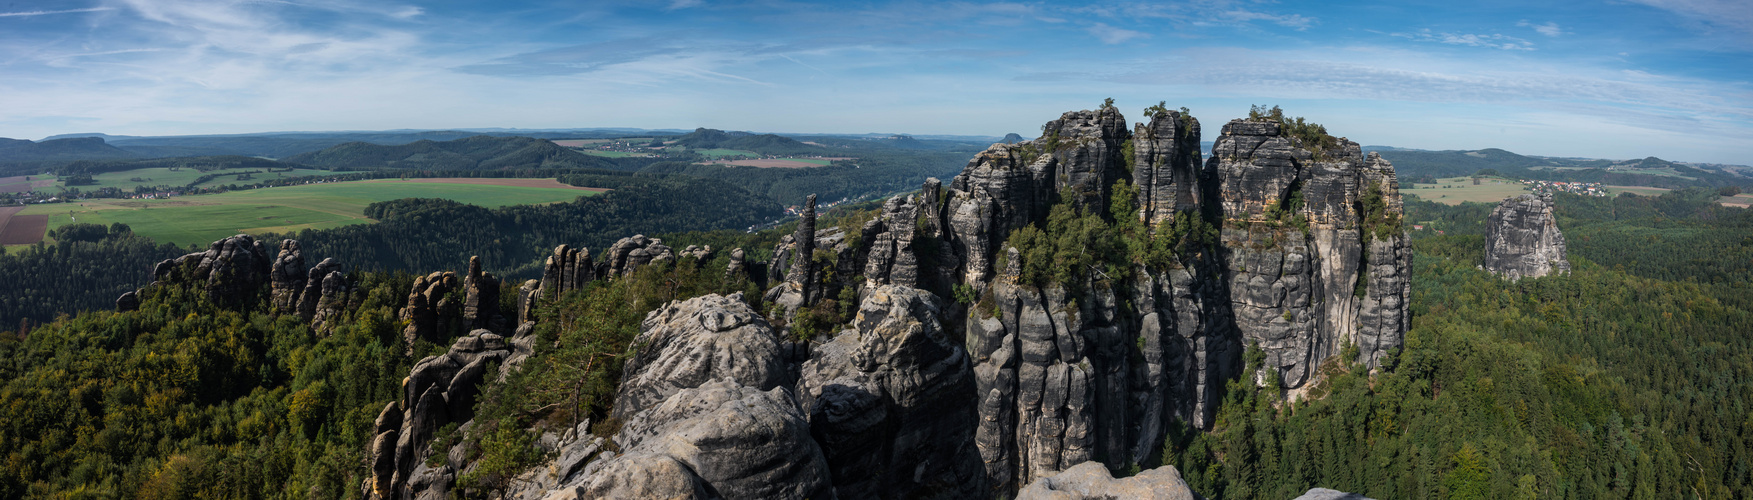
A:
[353,106,1412,500]
[798,284,985,499]
[1294,488,1376,500]
[606,234,675,277]
[584,379,834,500]
[365,329,514,499]
[146,234,272,309]
[611,293,788,421]
[1015,461,1198,500]
[269,240,305,313]
[1484,193,1570,280]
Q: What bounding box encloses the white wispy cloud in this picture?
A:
[0,7,114,17]
[1517,20,1566,37]
[668,0,703,10]
[1387,29,1535,50]
[1088,22,1147,44]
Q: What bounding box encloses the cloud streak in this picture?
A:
[0,7,114,17]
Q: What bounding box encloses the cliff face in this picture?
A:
[1483,194,1570,280]
[349,106,1411,500]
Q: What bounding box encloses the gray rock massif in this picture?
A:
[1483,193,1570,280]
[357,106,1412,500]
[1015,461,1199,500]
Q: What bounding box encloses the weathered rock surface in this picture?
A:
[400,271,459,354]
[586,378,834,500]
[269,240,306,313]
[114,291,139,312]
[1015,462,1198,500]
[765,195,819,317]
[1484,193,1570,280]
[1294,487,1375,500]
[798,284,985,499]
[148,234,272,309]
[365,329,513,500]
[611,292,788,421]
[349,107,1412,500]
[606,234,675,277]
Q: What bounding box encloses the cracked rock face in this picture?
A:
[1015,461,1198,500]
[587,379,834,500]
[1484,194,1570,281]
[149,234,272,309]
[611,292,788,422]
[798,284,985,499]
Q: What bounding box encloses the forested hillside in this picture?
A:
[0,172,778,332]
[1162,190,1753,499]
[1375,148,1749,189]
[284,136,617,170]
[638,149,973,204]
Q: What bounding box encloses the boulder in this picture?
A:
[1015,461,1198,500]
[611,293,787,421]
[589,378,833,500]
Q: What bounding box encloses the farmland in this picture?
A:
[11,178,604,247]
[60,167,347,191]
[1402,176,1530,205]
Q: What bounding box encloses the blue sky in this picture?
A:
[1,0,1749,164]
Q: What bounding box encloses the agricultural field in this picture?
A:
[709,158,833,168]
[1601,185,1753,207]
[11,178,604,247]
[60,167,348,191]
[1402,176,1530,205]
[0,175,56,194]
[0,206,47,245]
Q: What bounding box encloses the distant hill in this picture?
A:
[285,136,618,170]
[1368,147,1750,189]
[0,136,140,162]
[41,128,693,160]
[673,128,823,155]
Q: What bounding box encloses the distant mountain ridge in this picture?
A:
[1364,146,1750,188]
[0,137,140,165]
[285,136,618,170]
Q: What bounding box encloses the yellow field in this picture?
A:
[1403,177,1530,205]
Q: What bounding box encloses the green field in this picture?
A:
[61,167,347,191]
[1403,176,1530,205]
[19,179,600,247]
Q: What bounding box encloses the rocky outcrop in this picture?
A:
[365,329,513,500]
[766,195,819,317]
[147,234,272,309]
[115,291,139,312]
[400,271,460,354]
[1210,120,1410,385]
[606,234,675,277]
[585,379,834,500]
[1294,488,1375,500]
[798,284,985,499]
[461,256,504,332]
[269,240,305,313]
[298,258,343,322]
[1015,462,1198,500]
[353,106,1410,500]
[1484,193,1570,280]
[611,293,788,421]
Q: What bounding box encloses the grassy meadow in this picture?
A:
[1403,176,1530,205]
[20,178,600,247]
[61,167,348,191]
